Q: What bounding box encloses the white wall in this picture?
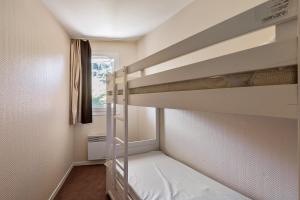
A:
[136,0,297,199]
[0,0,73,199]
[138,0,270,58]
[160,110,297,200]
[138,0,275,75]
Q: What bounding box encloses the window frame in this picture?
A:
[91,51,119,116]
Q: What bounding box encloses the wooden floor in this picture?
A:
[54,165,110,200]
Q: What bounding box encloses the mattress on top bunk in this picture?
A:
[116,151,251,200]
[108,65,297,95]
[130,65,297,94]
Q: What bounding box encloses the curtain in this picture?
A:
[70,39,92,124]
[70,40,81,124]
[80,40,92,124]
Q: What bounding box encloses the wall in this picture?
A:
[0,0,73,200]
[160,110,297,200]
[136,0,297,199]
[138,0,271,59]
[138,0,276,75]
[115,106,157,142]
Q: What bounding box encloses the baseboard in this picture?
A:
[48,163,73,200]
[73,159,106,166]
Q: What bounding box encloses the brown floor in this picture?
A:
[54,165,110,200]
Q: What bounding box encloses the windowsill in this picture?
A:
[92,107,106,116]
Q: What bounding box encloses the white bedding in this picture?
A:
[118,151,251,200]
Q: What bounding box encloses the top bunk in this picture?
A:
[107,0,299,119]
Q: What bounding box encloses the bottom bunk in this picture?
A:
[106,151,251,200]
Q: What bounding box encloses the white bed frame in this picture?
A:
[105,0,300,199]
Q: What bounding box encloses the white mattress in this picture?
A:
[118,151,251,200]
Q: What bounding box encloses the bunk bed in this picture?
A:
[105,0,299,199]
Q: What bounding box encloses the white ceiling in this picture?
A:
[42,0,194,40]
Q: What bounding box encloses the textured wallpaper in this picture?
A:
[0,0,73,199]
[161,110,297,200]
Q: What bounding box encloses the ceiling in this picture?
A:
[42,0,194,40]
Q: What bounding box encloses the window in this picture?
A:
[91,55,114,115]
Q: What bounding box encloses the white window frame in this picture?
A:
[92,52,119,116]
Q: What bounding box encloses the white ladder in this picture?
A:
[112,66,129,200]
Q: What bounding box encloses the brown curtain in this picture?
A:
[80,40,92,124]
[70,39,92,124]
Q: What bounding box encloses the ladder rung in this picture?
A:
[114,115,125,121]
[116,159,124,170]
[116,177,124,189]
[114,137,124,144]
[115,178,132,200]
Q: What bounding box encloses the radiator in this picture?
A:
[88,136,106,160]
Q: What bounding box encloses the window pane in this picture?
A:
[92,56,113,109]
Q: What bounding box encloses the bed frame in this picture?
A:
[105,0,300,199]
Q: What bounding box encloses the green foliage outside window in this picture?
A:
[92,56,113,108]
